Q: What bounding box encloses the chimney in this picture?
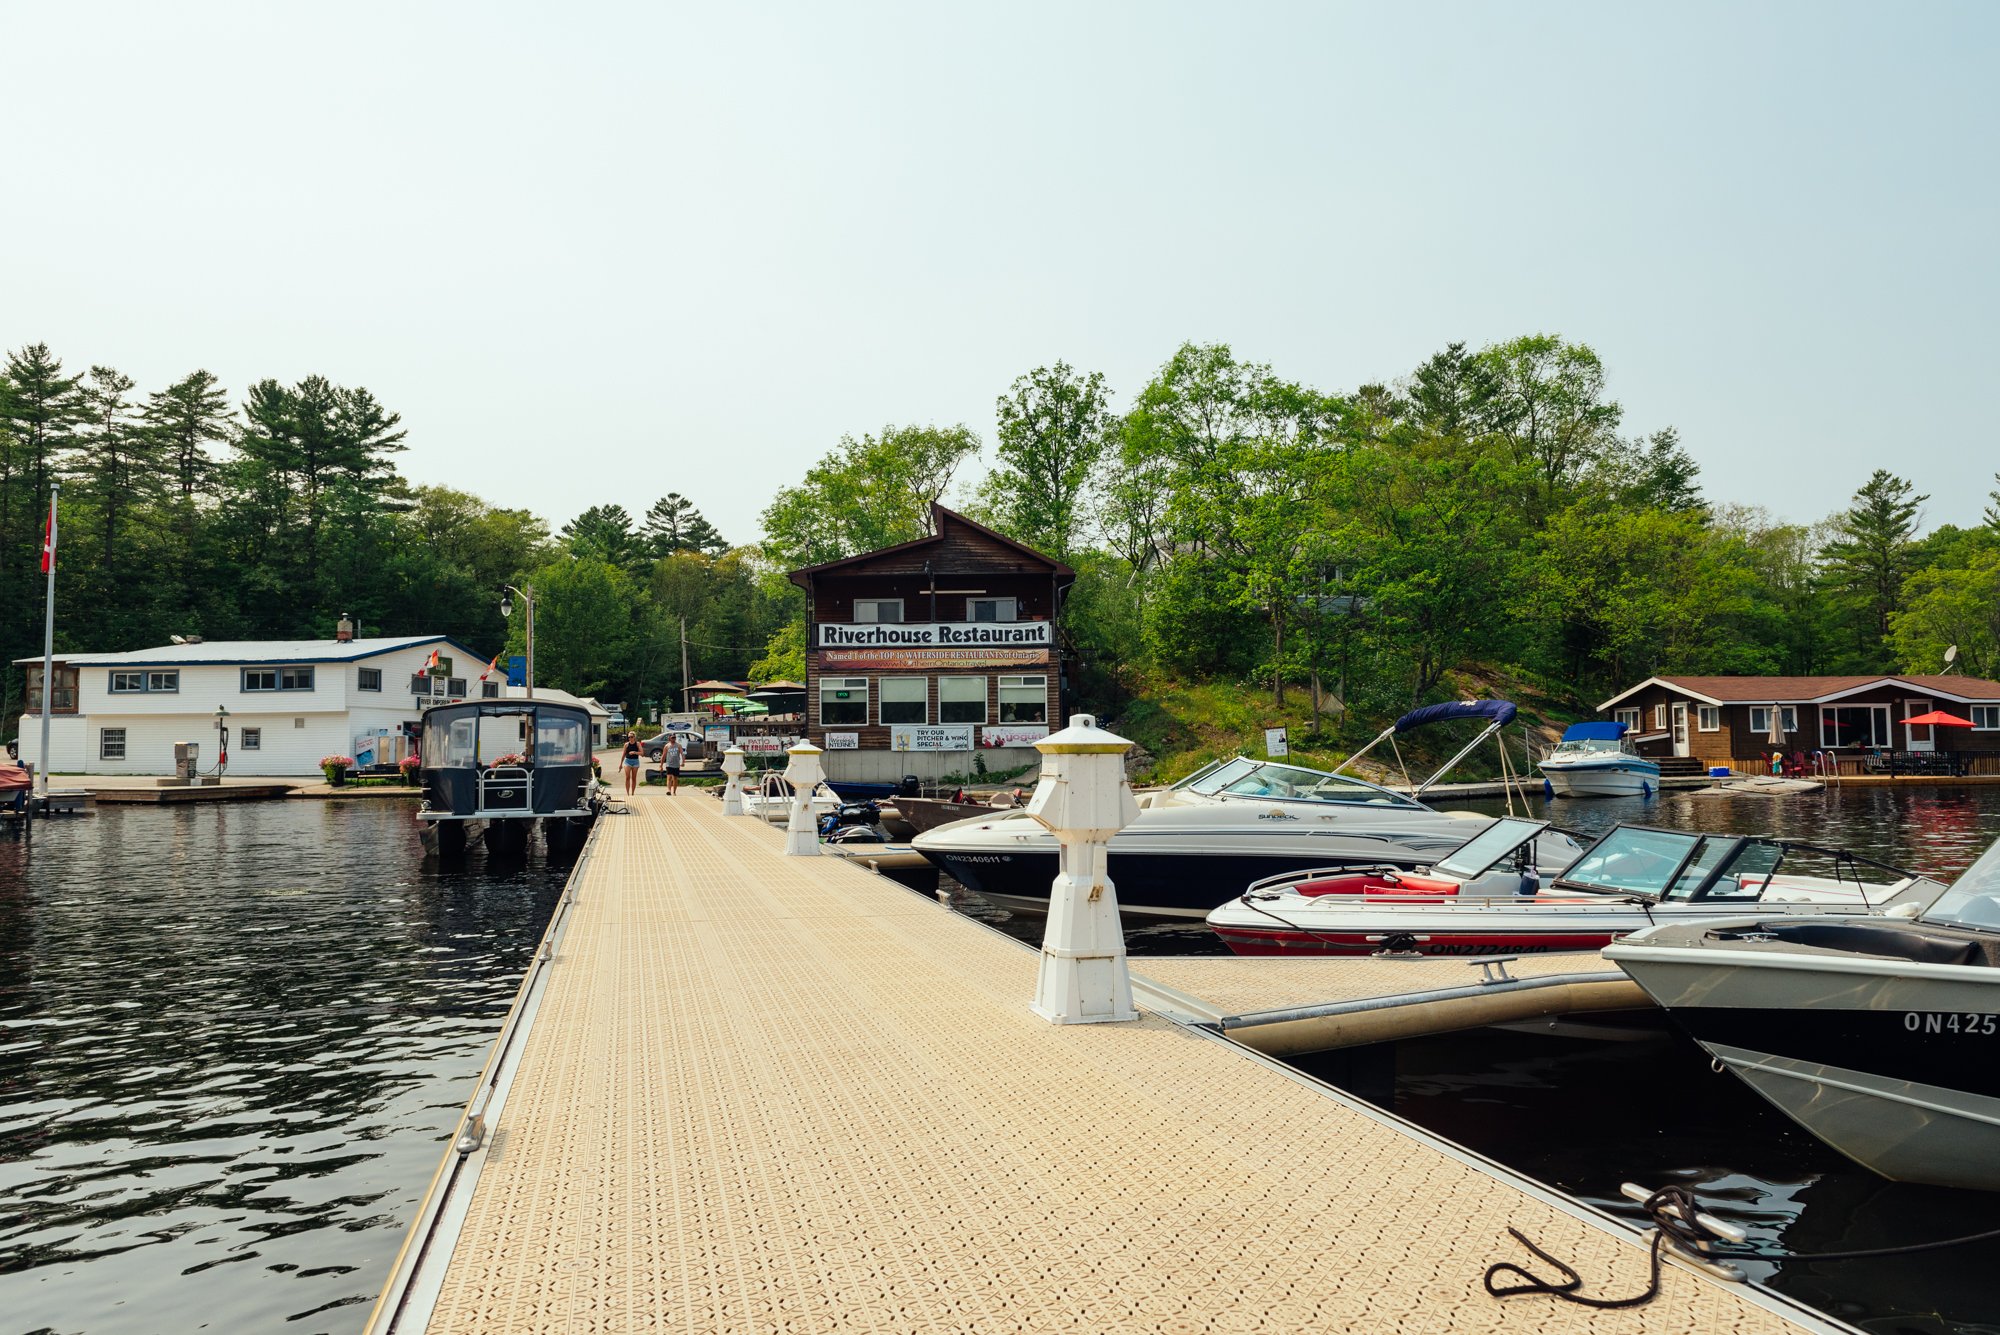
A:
[336,613,356,643]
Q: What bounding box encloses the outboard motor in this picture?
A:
[819,800,887,841]
[896,773,922,798]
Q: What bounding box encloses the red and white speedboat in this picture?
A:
[1206,819,1938,957]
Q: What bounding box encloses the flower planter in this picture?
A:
[324,767,348,787]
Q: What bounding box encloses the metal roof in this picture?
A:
[15,635,480,668]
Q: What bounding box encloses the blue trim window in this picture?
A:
[109,670,179,693]
[243,665,315,692]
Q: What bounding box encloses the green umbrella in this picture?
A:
[702,693,752,708]
[731,700,769,715]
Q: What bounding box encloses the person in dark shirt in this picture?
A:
[621,732,642,795]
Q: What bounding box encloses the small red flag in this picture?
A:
[479,651,502,681]
[40,497,56,574]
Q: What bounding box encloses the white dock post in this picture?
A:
[1027,714,1139,1024]
[720,745,748,816]
[782,742,824,856]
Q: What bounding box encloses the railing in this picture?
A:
[1728,751,2000,779]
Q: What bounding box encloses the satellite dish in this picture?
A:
[169,634,187,645]
[1945,644,1960,669]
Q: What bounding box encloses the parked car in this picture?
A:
[642,731,704,762]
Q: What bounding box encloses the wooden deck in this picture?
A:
[366,787,1847,1335]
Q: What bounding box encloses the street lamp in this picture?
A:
[501,585,535,698]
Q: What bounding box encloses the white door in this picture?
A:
[1670,703,1690,757]
[1905,698,1934,752]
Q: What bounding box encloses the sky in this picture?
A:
[5,1,1996,545]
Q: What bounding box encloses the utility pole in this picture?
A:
[679,616,691,711]
[502,585,536,698]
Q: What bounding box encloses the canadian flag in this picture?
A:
[423,648,441,673]
[39,496,56,574]
[479,651,503,681]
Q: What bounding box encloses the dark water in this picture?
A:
[0,801,567,1335]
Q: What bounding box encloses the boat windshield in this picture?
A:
[1434,818,1549,879]
[536,714,590,765]
[1920,838,2000,931]
[1551,738,1623,755]
[1559,827,1702,896]
[1179,757,1419,807]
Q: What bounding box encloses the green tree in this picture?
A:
[982,362,1114,557]
[560,503,641,567]
[1889,547,2000,679]
[1474,334,1623,514]
[641,493,726,556]
[75,365,163,566]
[511,557,636,699]
[144,369,231,504]
[760,423,980,568]
[1820,469,1927,667]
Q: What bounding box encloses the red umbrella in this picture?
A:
[1903,710,1976,727]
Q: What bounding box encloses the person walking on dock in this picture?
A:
[621,731,642,795]
[661,736,684,796]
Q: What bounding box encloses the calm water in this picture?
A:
[0,801,567,1335]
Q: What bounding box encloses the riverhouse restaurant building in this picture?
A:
[1597,674,2000,773]
[790,505,1072,783]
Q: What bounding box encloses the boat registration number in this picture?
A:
[1903,1012,1999,1035]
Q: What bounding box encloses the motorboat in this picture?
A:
[1605,842,2000,1191]
[417,699,603,857]
[912,754,1583,923]
[1539,721,1660,797]
[896,792,1023,834]
[1207,820,1936,956]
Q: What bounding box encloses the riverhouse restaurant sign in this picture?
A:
[789,504,1074,776]
[815,621,1054,649]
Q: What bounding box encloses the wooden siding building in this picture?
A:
[789,506,1073,782]
[1597,674,2000,772]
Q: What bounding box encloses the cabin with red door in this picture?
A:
[1595,674,2000,775]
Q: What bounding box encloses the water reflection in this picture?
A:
[0,802,566,1335]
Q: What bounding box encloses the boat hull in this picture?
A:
[1539,758,1659,797]
[1607,937,2000,1189]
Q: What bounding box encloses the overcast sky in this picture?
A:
[6,1,1995,545]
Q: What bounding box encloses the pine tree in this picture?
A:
[1984,472,2000,531]
[641,493,726,556]
[144,369,232,503]
[1821,469,1927,665]
[77,365,166,566]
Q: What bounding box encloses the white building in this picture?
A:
[15,635,494,777]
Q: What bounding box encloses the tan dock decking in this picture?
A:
[370,788,1842,1335]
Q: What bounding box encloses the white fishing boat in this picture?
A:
[1207,821,1935,956]
[1538,721,1660,797]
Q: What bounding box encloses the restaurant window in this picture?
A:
[1749,706,1799,736]
[1696,705,1720,732]
[99,727,126,760]
[1820,704,1890,748]
[820,677,869,725]
[939,676,987,724]
[244,668,278,692]
[148,671,179,693]
[853,599,903,624]
[1613,708,1640,731]
[969,598,1017,622]
[1973,705,2000,731]
[879,677,927,725]
[245,666,313,692]
[358,667,382,692]
[998,675,1047,724]
[110,671,146,693]
[241,727,262,750]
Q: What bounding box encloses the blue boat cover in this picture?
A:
[1561,721,1628,741]
[1393,699,1518,733]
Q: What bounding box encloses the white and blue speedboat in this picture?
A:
[1539,721,1660,797]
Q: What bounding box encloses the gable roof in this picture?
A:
[1598,674,2000,711]
[787,504,1074,586]
[16,635,484,669]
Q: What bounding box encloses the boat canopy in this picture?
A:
[1394,700,1517,733]
[1561,721,1628,742]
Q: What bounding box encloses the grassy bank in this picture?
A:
[1108,670,1585,786]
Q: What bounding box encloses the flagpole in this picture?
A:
[37,482,58,804]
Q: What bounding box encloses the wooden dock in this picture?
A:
[366,787,1849,1335]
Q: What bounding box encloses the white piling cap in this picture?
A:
[1034,714,1133,756]
[787,741,824,756]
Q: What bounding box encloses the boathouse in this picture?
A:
[1597,673,2000,773]
[15,632,490,778]
[789,505,1072,782]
